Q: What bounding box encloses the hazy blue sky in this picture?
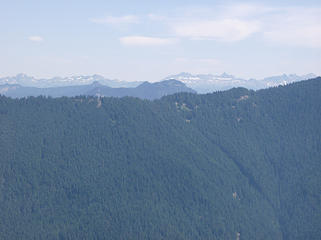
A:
[1,0,320,81]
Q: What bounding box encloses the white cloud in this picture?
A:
[264,26,321,48]
[90,15,139,24]
[173,19,260,42]
[120,36,178,46]
[90,5,321,48]
[220,3,274,19]
[166,4,321,47]
[147,14,167,21]
[262,7,321,48]
[28,36,43,42]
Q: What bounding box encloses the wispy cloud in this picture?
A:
[148,5,262,42]
[120,36,178,46]
[28,36,44,42]
[90,15,139,24]
[91,5,321,48]
[147,14,168,21]
[148,4,321,47]
[262,7,321,48]
[264,26,321,48]
[219,3,274,19]
[173,19,260,42]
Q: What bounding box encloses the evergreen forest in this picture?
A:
[0,77,320,239]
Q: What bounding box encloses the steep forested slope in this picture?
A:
[0,78,320,239]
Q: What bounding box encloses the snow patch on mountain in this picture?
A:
[0,74,142,88]
[164,72,317,93]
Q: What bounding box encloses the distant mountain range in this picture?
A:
[164,72,317,93]
[0,74,142,88]
[0,73,317,98]
[0,80,195,100]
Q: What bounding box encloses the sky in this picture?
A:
[1,0,321,82]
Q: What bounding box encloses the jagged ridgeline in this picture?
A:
[0,78,320,239]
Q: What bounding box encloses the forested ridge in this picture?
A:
[0,77,320,239]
